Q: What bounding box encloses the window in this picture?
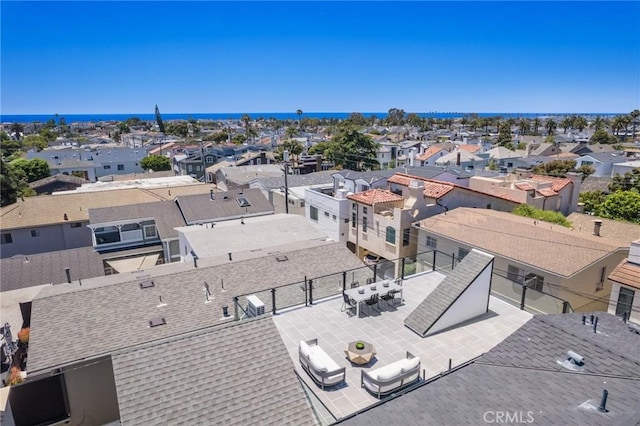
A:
[121,223,141,232]
[426,235,437,249]
[31,230,40,238]
[385,226,396,245]
[188,165,192,171]
[352,211,357,228]
[205,156,214,163]
[324,211,330,217]
[458,247,469,260]
[402,228,411,246]
[344,218,349,224]
[310,206,319,221]
[333,214,337,221]
[362,215,368,233]
[363,206,368,215]
[597,266,607,291]
[507,265,520,282]
[95,226,120,245]
[300,201,305,207]
[144,225,157,238]
[117,164,124,171]
[1,233,13,244]
[70,223,82,228]
[615,287,635,317]
[103,165,111,170]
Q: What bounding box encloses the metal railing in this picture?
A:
[232,248,573,319]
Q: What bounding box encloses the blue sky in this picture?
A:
[2,1,639,114]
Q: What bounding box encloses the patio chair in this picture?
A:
[341,292,358,316]
[380,289,399,306]
[364,293,379,315]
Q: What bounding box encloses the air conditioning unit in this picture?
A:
[246,295,265,317]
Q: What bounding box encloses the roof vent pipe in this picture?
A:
[456,151,461,166]
[63,213,68,221]
[593,220,602,237]
[64,267,71,283]
[598,389,609,413]
[210,189,215,201]
[593,316,599,333]
[581,315,586,325]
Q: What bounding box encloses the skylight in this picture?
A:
[237,197,251,208]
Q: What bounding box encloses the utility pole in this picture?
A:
[283,150,290,214]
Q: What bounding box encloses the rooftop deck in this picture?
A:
[272,271,532,421]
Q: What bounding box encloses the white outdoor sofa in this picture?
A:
[361,351,421,398]
[299,338,346,390]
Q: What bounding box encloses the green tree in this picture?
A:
[532,117,541,135]
[592,116,607,131]
[140,155,171,171]
[10,122,24,139]
[203,131,229,144]
[23,135,48,151]
[578,164,595,181]
[39,128,57,143]
[296,109,303,132]
[496,121,512,146]
[630,109,640,138]
[347,112,367,126]
[545,119,557,136]
[0,131,9,141]
[1,157,21,206]
[155,104,165,133]
[590,129,617,144]
[578,190,607,215]
[118,122,131,134]
[560,116,574,134]
[487,158,498,171]
[599,191,640,223]
[324,125,379,170]
[385,108,406,126]
[609,168,640,192]
[165,122,189,137]
[518,118,531,136]
[573,116,588,132]
[532,160,577,177]
[9,158,50,182]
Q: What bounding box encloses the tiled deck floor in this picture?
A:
[273,271,532,421]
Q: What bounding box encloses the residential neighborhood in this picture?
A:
[2,110,639,425]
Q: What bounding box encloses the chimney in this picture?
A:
[63,213,68,221]
[409,148,416,167]
[456,151,461,166]
[593,220,602,237]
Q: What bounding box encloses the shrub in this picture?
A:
[18,327,30,344]
[512,204,572,228]
[355,342,365,350]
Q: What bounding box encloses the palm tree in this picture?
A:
[560,116,574,134]
[532,117,541,136]
[518,118,530,136]
[241,114,251,138]
[630,109,640,138]
[545,119,557,136]
[296,109,303,133]
[592,116,607,132]
[573,116,588,132]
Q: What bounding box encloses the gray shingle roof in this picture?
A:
[111,318,316,426]
[342,313,640,426]
[404,249,493,337]
[175,188,274,224]
[27,241,364,372]
[251,170,336,190]
[0,247,105,292]
[28,173,88,189]
[89,201,186,239]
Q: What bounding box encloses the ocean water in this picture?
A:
[0,112,621,123]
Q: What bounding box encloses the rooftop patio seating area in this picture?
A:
[273,271,532,420]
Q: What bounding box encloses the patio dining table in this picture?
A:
[343,279,403,317]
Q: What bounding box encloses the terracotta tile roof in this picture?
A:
[416,208,626,277]
[515,182,536,191]
[347,189,404,206]
[608,259,640,289]
[457,144,482,153]
[423,182,455,198]
[416,146,446,161]
[530,174,572,192]
[536,187,558,197]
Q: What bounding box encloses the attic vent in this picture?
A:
[558,350,585,371]
[223,196,230,200]
[149,317,166,328]
[237,197,251,208]
[275,255,289,262]
[139,280,155,289]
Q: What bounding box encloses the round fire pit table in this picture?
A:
[345,341,376,365]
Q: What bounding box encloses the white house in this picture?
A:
[608,240,640,324]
